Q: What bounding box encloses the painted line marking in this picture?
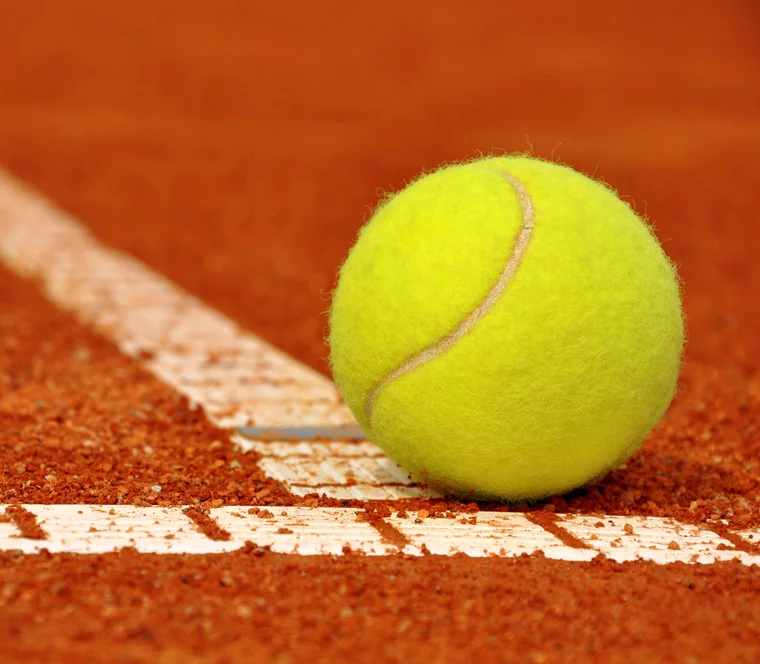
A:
[1,505,237,555]
[1,506,758,565]
[733,528,760,549]
[394,512,595,560]
[213,506,396,556]
[0,169,353,430]
[0,168,427,500]
[560,515,756,565]
[233,435,436,499]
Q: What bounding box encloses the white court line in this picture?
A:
[0,168,428,500]
[560,515,758,565]
[1,506,757,565]
[235,436,435,499]
[0,169,351,429]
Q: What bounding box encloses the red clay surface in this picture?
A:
[3,551,760,664]
[1,0,760,662]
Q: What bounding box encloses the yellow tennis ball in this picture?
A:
[329,155,684,501]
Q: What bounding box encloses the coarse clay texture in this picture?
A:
[0,0,759,661]
[0,265,289,508]
[2,551,760,664]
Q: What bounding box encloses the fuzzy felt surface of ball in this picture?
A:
[329,155,684,500]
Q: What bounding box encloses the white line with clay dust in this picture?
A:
[1,505,758,566]
[0,168,427,500]
[1,168,756,565]
[0,170,351,430]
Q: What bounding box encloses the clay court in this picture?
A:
[1,1,759,662]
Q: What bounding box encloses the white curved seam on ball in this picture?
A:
[363,170,536,424]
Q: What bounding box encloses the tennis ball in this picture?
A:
[328,155,684,501]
